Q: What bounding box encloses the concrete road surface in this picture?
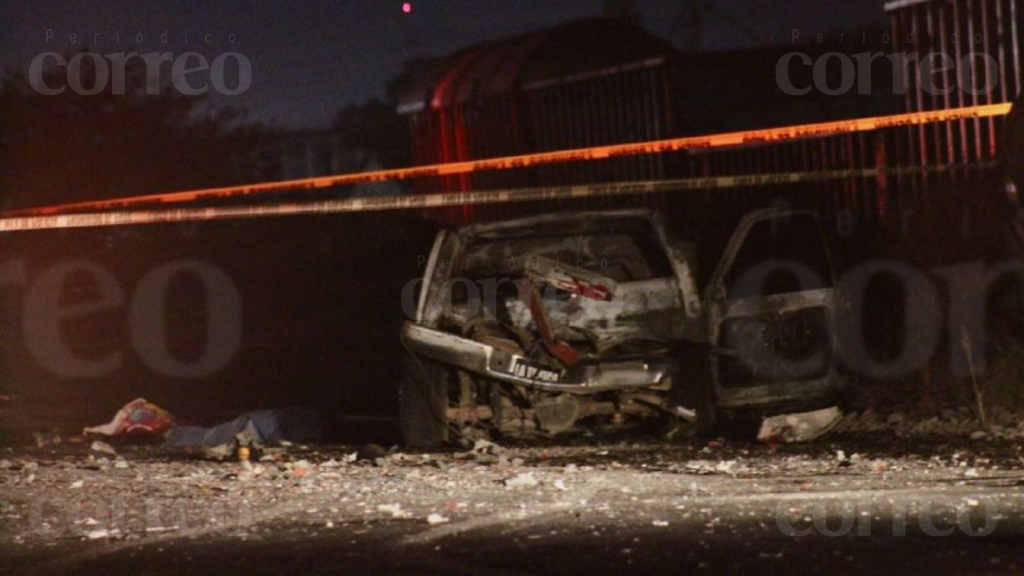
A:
[1,434,1022,574]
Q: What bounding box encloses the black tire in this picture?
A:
[679,345,762,441]
[716,413,763,441]
[672,345,718,438]
[399,354,450,447]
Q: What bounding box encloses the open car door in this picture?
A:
[705,209,842,417]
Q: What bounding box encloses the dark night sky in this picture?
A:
[1,1,887,129]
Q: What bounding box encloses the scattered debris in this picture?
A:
[357,444,388,461]
[201,444,235,461]
[504,472,539,488]
[758,407,843,444]
[291,460,311,478]
[378,504,411,519]
[836,450,852,467]
[32,430,61,448]
[470,439,503,455]
[685,460,741,476]
[0,434,1021,571]
[90,440,118,457]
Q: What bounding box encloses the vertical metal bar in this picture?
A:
[996,0,1011,103]
[657,63,671,183]
[846,134,857,215]
[534,87,548,186]
[622,69,635,187]
[953,0,971,164]
[966,0,985,161]
[558,81,570,185]
[938,2,956,165]
[644,67,657,183]
[913,5,928,166]
[598,74,607,189]
[925,0,940,195]
[614,70,628,184]
[981,0,998,158]
[1011,0,1023,97]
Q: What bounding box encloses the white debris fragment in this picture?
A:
[471,439,503,455]
[553,479,567,491]
[85,529,119,540]
[378,504,411,519]
[684,460,740,476]
[758,407,843,444]
[716,461,736,474]
[202,444,233,461]
[427,513,449,525]
[504,473,539,488]
[652,520,669,527]
[70,480,84,489]
[90,440,118,456]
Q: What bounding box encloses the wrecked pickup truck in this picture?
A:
[399,209,843,446]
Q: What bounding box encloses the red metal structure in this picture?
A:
[401,4,1023,259]
[398,18,676,221]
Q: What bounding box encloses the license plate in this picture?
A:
[507,355,562,382]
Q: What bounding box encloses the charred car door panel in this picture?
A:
[706,210,841,413]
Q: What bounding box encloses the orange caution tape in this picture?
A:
[2,102,1011,219]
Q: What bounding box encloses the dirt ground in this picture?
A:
[1,428,1023,575]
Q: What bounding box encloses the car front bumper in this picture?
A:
[401,322,672,394]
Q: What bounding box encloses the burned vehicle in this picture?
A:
[399,209,842,445]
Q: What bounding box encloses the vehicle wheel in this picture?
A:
[716,413,763,441]
[671,345,718,439]
[399,354,450,447]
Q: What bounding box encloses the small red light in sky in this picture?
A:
[402,2,412,13]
